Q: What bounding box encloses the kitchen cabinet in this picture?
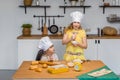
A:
[84,39,98,60]
[98,39,120,75]
[85,39,120,75]
[18,39,39,68]
[17,37,120,75]
[18,39,65,68]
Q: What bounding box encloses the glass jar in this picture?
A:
[36,0,40,6]
[116,0,119,5]
[80,0,85,6]
[112,0,116,5]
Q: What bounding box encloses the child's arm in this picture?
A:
[62,33,72,45]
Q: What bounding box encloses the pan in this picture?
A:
[48,17,58,34]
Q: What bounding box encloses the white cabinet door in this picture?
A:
[51,39,66,60]
[85,39,120,75]
[84,39,98,60]
[98,39,120,75]
[18,40,39,68]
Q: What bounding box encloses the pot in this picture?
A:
[24,0,33,6]
[69,0,78,6]
[22,28,31,36]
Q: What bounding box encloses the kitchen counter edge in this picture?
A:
[17,34,120,39]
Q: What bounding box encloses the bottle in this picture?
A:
[36,0,40,6]
[101,29,103,36]
[116,0,119,5]
[59,27,63,35]
[97,28,101,37]
[112,0,116,5]
[80,0,85,6]
[64,0,67,6]
[63,27,67,34]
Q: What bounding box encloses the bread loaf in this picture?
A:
[31,61,39,65]
[35,68,42,72]
[103,26,117,36]
[29,65,38,70]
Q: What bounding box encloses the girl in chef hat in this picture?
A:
[36,36,59,61]
[62,11,87,62]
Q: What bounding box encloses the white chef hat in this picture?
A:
[38,36,53,51]
[70,11,84,23]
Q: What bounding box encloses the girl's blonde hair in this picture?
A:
[64,23,82,33]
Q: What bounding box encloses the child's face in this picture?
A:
[72,22,80,30]
[46,45,55,55]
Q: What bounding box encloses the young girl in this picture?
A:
[62,11,87,61]
[36,36,58,61]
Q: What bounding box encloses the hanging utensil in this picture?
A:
[49,17,58,34]
[38,17,40,30]
[41,17,44,32]
[48,17,50,30]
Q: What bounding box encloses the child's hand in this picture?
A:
[72,43,78,47]
[72,41,78,47]
[71,33,76,41]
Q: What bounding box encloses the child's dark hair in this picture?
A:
[36,49,44,60]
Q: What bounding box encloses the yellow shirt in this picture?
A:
[64,29,86,61]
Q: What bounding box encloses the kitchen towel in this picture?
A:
[77,65,120,80]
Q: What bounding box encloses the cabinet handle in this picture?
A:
[95,40,97,44]
[98,40,100,44]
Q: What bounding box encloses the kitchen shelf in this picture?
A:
[19,5,51,14]
[59,5,91,14]
[99,5,120,14]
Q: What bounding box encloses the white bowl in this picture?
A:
[71,41,78,45]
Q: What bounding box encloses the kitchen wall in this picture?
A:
[0,0,120,69]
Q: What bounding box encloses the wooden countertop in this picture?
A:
[13,60,105,79]
[17,34,120,39]
[17,34,63,39]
